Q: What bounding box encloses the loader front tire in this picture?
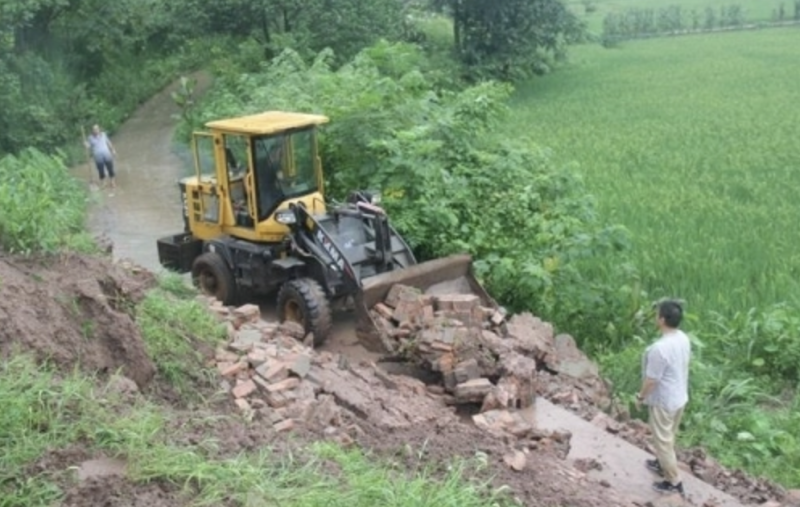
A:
[191,252,238,306]
[277,278,332,347]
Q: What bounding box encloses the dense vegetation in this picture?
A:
[4,0,800,494]
[0,148,95,253]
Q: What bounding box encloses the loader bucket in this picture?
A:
[354,254,498,353]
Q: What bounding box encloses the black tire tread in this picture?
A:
[191,252,238,306]
[277,278,332,347]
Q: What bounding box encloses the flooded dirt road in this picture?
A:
[76,73,211,272]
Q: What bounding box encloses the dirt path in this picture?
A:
[76,72,212,272]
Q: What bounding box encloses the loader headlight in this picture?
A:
[370,192,381,204]
[275,209,297,225]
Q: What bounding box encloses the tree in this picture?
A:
[164,0,404,63]
[446,0,584,81]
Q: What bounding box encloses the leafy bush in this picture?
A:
[705,304,800,383]
[0,148,91,254]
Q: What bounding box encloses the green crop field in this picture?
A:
[508,26,800,319]
[567,0,785,32]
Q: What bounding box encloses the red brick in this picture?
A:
[234,399,251,412]
[454,359,480,383]
[232,379,257,399]
[374,302,394,320]
[266,391,289,408]
[233,303,261,323]
[434,294,480,312]
[215,348,240,363]
[256,362,289,383]
[454,378,493,402]
[247,349,269,367]
[422,305,435,326]
[266,377,301,392]
[385,284,421,308]
[392,299,424,326]
[220,361,248,378]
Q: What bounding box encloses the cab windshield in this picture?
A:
[253,128,318,220]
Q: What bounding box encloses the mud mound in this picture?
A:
[0,253,157,388]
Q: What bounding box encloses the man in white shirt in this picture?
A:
[636,299,691,496]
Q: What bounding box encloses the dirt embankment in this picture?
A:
[0,253,157,388]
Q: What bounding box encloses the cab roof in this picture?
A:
[204,111,330,135]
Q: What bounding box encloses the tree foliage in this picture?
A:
[165,0,405,63]
[183,41,636,345]
[0,0,408,158]
[443,0,585,80]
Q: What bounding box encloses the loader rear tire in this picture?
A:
[191,252,238,306]
[277,278,332,347]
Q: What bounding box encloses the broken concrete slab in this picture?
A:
[505,313,556,366]
[533,397,745,507]
[287,354,312,378]
[554,333,599,380]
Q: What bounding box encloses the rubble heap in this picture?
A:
[203,297,577,458]
[207,302,459,439]
[368,284,612,421]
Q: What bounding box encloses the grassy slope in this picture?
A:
[508,27,800,316]
[567,0,783,33]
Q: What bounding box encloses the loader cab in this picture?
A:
[185,111,329,242]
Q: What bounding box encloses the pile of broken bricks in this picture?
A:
[369,284,613,420]
[203,299,475,439]
[209,302,319,433]
[199,293,583,454]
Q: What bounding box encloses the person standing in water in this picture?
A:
[85,124,117,190]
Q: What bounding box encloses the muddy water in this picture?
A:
[78,73,367,358]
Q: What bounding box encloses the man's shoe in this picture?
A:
[652,480,684,495]
[646,459,663,475]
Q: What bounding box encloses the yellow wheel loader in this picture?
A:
[156,111,496,350]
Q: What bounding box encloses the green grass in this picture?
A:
[0,148,93,254]
[135,273,227,398]
[0,353,513,507]
[567,0,786,33]
[509,27,800,317]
